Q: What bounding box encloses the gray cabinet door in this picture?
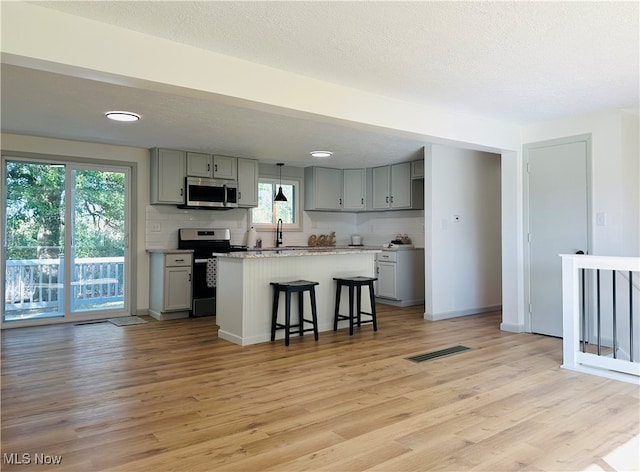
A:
[313,167,343,210]
[343,168,366,210]
[390,162,411,208]
[372,166,390,209]
[237,158,258,207]
[152,148,186,204]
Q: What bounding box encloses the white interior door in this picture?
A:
[527,137,590,337]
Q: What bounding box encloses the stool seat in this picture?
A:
[333,276,378,335]
[270,280,319,346]
[271,280,319,289]
[333,276,377,284]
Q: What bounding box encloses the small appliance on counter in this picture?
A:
[350,234,363,246]
[386,234,414,250]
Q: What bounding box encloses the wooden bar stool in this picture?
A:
[333,276,378,335]
[270,280,319,346]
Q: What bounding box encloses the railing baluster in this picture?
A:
[100,263,104,298]
[581,268,586,352]
[597,269,601,356]
[612,270,617,359]
[630,271,634,363]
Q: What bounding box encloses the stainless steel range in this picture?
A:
[178,228,246,317]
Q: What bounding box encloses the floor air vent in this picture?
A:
[406,345,471,363]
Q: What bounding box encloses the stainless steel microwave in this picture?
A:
[183,177,238,209]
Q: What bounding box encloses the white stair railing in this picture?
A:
[561,254,640,384]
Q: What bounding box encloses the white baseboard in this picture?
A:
[424,305,502,321]
[376,297,425,308]
[500,322,525,333]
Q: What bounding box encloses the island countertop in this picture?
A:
[216,247,381,259]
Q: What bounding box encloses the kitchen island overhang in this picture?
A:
[216,249,381,346]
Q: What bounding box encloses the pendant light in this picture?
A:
[274,163,287,202]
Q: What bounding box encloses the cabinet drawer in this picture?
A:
[165,254,192,267]
[376,252,397,262]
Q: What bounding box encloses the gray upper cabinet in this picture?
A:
[305,167,344,210]
[150,148,186,205]
[212,155,237,180]
[342,168,366,210]
[372,165,391,209]
[186,152,213,177]
[390,162,411,208]
[237,157,259,207]
[372,162,412,210]
[186,153,237,180]
[411,159,425,179]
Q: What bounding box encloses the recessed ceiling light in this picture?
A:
[105,111,141,122]
[310,151,333,158]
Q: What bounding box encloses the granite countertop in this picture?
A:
[147,249,194,254]
[217,247,381,259]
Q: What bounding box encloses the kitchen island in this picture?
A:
[216,248,380,346]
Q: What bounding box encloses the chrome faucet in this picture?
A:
[276,218,283,247]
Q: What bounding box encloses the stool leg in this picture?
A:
[333,282,342,331]
[348,284,355,336]
[310,286,319,341]
[298,291,304,337]
[356,284,362,328]
[285,289,291,346]
[369,281,378,331]
[271,286,279,342]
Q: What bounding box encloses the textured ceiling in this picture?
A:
[30,1,639,124]
[2,1,638,167]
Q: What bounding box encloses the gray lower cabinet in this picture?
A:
[149,252,193,320]
[375,249,424,307]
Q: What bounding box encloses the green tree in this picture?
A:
[4,162,125,259]
[5,161,65,260]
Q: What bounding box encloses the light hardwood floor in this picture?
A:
[1,305,638,471]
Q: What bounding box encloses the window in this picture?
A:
[250,177,301,231]
[2,156,132,325]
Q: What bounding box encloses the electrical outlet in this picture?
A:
[151,223,161,232]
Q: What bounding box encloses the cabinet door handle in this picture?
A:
[207,163,210,172]
[175,259,184,262]
[180,188,183,196]
[386,196,389,203]
[361,198,364,204]
[339,198,342,206]
[188,274,192,282]
[214,164,218,173]
[390,195,394,203]
[238,191,242,199]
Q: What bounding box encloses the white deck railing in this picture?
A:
[5,257,124,316]
[561,254,640,384]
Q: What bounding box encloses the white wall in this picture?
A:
[621,111,640,256]
[425,145,502,320]
[522,109,640,258]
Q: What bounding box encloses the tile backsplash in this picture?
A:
[145,205,425,250]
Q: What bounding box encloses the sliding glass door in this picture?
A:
[2,158,130,324]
